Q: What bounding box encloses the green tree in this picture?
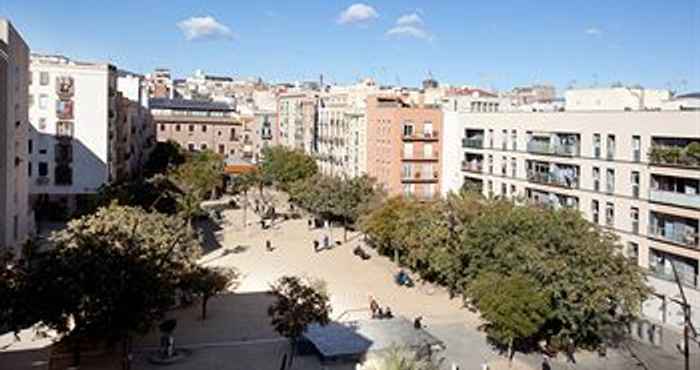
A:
[143,140,186,177]
[181,266,239,320]
[468,271,551,361]
[21,204,202,366]
[268,276,331,370]
[260,146,317,191]
[170,149,224,199]
[363,346,441,370]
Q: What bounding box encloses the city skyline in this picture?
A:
[1,0,698,92]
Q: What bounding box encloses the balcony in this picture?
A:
[35,176,50,186]
[650,190,700,210]
[649,264,699,289]
[526,170,579,189]
[648,250,699,289]
[461,160,483,174]
[648,212,700,249]
[404,131,439,142]
[401,171,439,183]
[648,141,700,169]
[527,140,580,157]
[650,174,700,209]
[462,137,484,149]
[402,152,439,162]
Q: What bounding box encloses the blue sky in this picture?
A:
[1,0,698,93]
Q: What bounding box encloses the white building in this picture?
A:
[565,87,671,111]
[442,109,700,338]
[0,19,33,252]
[28,54,121,214]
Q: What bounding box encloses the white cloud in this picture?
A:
[396,13,423,26]
[177,16,234,41]
[585,27,603,36]
[386,25,431,40]
[386,12,432,41]
[337,3,379,25]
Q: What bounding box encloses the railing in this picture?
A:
[648,225,700,249]
[461,160,483,173]
[649,189,700,210]
[527,141,580,157]
[526,170,579,189]
[462,137,484,149]
[402,152,439,161]
[403,131,439,141]
[649,265,699,289]
[35,177,50,186]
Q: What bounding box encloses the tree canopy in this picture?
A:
[260,146,317,191]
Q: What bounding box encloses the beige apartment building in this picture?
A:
[277,92,318,154]
[0,19,32,252]
[367,96,443,198]
[151,98,247,157]
[442,110,700,332]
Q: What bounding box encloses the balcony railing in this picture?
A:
[526,170,579,189]
[402,152,439,161]
[649,265,699,289]
[403,131,439,141]
[648,225,700,249]
[462,137,484,149]
[527,141,580,157]
[461,160,483,173]
[649,189,700,210]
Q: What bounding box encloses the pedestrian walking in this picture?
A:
[266,240,273,252]
[323,234,330,250]
[313,240,319,253]
[413,316,423,329]
[369,296,379,318]
[541,354,551,370]
[566,337,576,363]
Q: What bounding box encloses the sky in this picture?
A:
[1,0,698,93]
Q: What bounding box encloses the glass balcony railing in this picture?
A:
[648,225,700,249]
[526,170,579,189]
[649,265,699,289]
[649,189,700,209]
[462,137,484,149]
[461,160,483,173]
[527,141,580,156]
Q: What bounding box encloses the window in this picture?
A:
[39,71,49,86]
[188,143,195,151]
[403,143,414,158]
[631,171,640,198]
[423,144,433,159]
[501,183,507,196]
[605,202,614,227]
[218,144,225,154]
[230,128,236,141]
[201,125,208,133]
[28,162,32,177]
[38,162,48,177]
[606,169,615,193]
[487,180,494,198]
[593,134,601,158]
[422,164,433,179]
[37,118,47,130]
[501,156,507,175]
[28,139,33,154]
[632,135,641,162]
[511,157,517,177]
[488,129,494,148]
[631,207,639,234]
[511,130,517,150]
[606,134,616,160]
[502,129,508,150]
[403,122,414,137]
[175,124,181,132]
[38,94,48,109]
[510,185,516,196]
[591,200,599,224]
[488,155,494,174]
[627,242,639,263]
[189,125,195,132]
[423,122,433,137]
[160,124,165,131]
[402,163,412,178]
[593,167,600,192]
[200,143,207,151]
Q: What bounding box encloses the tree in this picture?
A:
[169,149,224,200]
[468,271,551,361]
[182,266,239,320]
[21,204,202,366]
[260,146,317,191]
[268,276,331,370]
[143,140,186,177]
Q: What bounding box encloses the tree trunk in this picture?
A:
[508,338,515,365]
[287,338,297,370]
[202,297,209,320]
[343,216,348,242]
[72,337,81,367]
[122,335,132,370]
[243,190,248,229]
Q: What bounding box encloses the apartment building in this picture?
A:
[250,110,277,163]
[116,70,155,179]
[147,68,174,99]
[316,93,369,178]
[28,54,123,214]
[442,110,700,331]
[565,87,671,111]
[151,98,247,158]
[277,92,318,154]
[367,96,442,198]
[0,19,32,252]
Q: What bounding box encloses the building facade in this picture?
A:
[442,110,700,331]
[277,92,318,154]
[250,110,277,163]
[116,70,155,179]
[28,54,122,214]
[0,19,32,252]
[151,98,247,158]
[366,96,443,198]
[565,87,671,111]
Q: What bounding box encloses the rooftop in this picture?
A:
[149,98,235,112]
